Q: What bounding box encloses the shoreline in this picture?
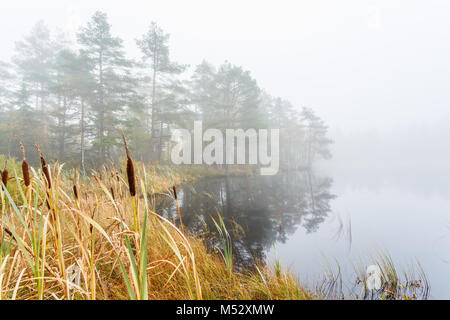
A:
[0,157,429,300]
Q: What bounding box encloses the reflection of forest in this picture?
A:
[156,169,335,269]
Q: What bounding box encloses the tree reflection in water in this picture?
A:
[155,169,335,269]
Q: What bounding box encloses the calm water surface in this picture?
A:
[158,158,450,299]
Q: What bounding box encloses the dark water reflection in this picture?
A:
[156,170,335,268]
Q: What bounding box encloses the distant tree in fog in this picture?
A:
[191,61,263,130]
[301,107,333,166]
[77,11,138,163]
[137,22,187,160]
[0,12,331,170]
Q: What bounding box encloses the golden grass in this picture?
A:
[0,150,314,300]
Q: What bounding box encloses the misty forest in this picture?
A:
[0,7,436,301]
[0,11,331,170]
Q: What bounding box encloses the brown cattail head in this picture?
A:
[90,209,95,234]
[34,143,51,189]
[126,157,136,197]
[110,186,116,201]
[173,186,178,200]
[22,160,30,187]
[36,146,46,168]
[73,185,79,201]
[19,142,30,186]
[1,169,8,188]
[121,131,136,197]
[42,164,51,189]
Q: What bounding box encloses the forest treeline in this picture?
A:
[0,11,331,170]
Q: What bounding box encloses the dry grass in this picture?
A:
[0,145,314,300]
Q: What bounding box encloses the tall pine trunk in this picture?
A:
[158,120,163,161]
[80,98,86,175]
[58,95,67,160]
[98,50,106,163]
[150,65,157,160]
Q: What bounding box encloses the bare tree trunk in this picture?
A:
[149,33,159,161]
[59,95,67,160]
[158,121,163,161]
[40,83,48,148]
[80,98,86,175]
[150,65,157,160]
[99,51,105,163]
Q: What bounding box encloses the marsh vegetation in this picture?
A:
[0,140,429,300]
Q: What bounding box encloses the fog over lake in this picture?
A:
[1,0,450,299]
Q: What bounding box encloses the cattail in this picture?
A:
[126,157,136,197]
[90,209,95,234]
[73,183,82,239]
[20,142,30,187]
[42,164,51,189]
[72,170,79,201]
[73,185,79,201]
[22,161,30,187]
[35,143,51,189]
[173,186,178,200]
[2,225,12,237]
[110,186,116,201]
[121,131,136,197]
[38,148,46,168]
[1,169,8,188]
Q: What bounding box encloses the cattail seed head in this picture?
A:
[20,142,30,187]
[121,131,136,197]
[1,169,8,188]
[42,165,52,189]
[34,143,46,167]
[35,143,51,189]
[73,185,79,201]
[22,161,30,187]
[40,153,46,168]
[126,157,136,197]
[173,186,178,200]
[110,187,116,201]
[90,209,95,234]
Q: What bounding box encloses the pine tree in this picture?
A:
[137,22,187,160]
[191,61,262,130]
[301,107,332,166]
[50,48,83,162]
[0,16,330,171]
[0,81,42,163]
[0,61,13,112]
[12,21,55,151]
[77,11,135,163]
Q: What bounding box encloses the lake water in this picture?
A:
[157,139,450,299]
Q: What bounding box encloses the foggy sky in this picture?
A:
[1,0,450,135]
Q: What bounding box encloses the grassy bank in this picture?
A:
[0,149,315,300]
[0,149,429,300]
